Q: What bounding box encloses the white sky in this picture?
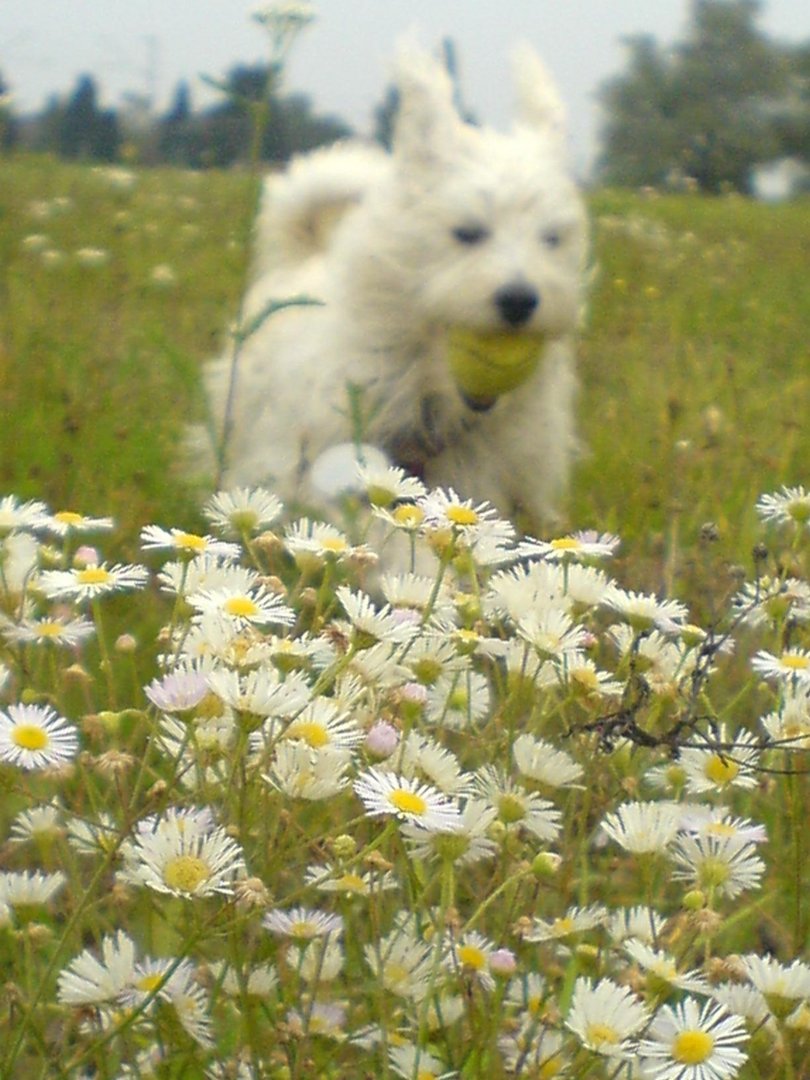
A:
[2,1,809,171]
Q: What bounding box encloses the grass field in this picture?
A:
[1,154,810,1078]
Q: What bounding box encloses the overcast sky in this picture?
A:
[2,1,809,170]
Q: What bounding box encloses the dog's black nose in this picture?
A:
[494,284,539,327]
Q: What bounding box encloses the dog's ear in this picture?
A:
[511,43,568,148]
[391,41,466,167]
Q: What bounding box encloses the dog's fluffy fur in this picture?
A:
[204,43,588,525]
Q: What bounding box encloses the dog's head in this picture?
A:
[387,42,588,346]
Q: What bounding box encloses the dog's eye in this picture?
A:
[541,229,563,249]
[452,224,489,245]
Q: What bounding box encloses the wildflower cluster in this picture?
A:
[1,480,810,1077]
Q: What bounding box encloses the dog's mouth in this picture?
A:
[445,326,545,412]
[461,392,497,412]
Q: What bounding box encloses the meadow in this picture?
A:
[1,153,810,1078]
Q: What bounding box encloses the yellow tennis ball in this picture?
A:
[446,327,545,409]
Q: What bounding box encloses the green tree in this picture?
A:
[599,0,792,192]
[45,75,120,161]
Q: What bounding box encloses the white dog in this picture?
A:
[204,43,588,527]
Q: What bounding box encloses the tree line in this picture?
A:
[1,1,808,192]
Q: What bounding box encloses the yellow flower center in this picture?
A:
[550,537,580,551]
[174,531,208,552]
[12,725,49,751]
[37,621,65,638]
[320,536,348,553]
[289,920,317,939]
[335,873,365,892]
[446,505,479,526]
[54,511,84,527]
[457,944,486,970]
[77,566,111,585]
[697,856,731,889]
[223,596,259,618]
[286,720,329,748]
[393,504,424,527]
[707,821,737,838]
[135,972,165,993]
[586,1022,620,1048]
[498,793,526,824]
[447,687,469,711]
[672,1029,714,1064]
[781,652,810,670]
[162,854,210,892]
[551,916,575,936]
[389,788,427,816]
[704,754,740,785]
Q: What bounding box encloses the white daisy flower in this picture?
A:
[389,1043,455,1080]
[398,732,472,796]
[739,954,810,1015]
[66,812,119,856]
[751,647,810,685]
[425,669,491,729]
[756,484,810,528]
[516,606,587,663]
[524,529,620,562]
[158,554,259,597]
[188,584,294,629]
[284,517,356,565]
[445,930,499,991]
[401,798,497,866]
[263,741,352,800]
[354,768,461,832]
[512,734,584,788]
[604,587,689,632]
[671,834,764,901]
[679,728,760,794]
[760,688,810,750]
[565,976,648,1058]
[364,923,433,1001]
[303,863,397,896]
[144,668,210,713]
[282,699,363,752]
[0,703,79,770]
[356,462,426,506]
[203,486,283,537]
[39,561,149,602]
[711,982,773,1034]
[298,937,345,983]
[0,869,66,907]
[677,806,767,846]
[475,765,562,842]
[41,510,114,537]
[210,666,310,720]
[600,800,682,854]
[0,494,51,535]
[263,905,343,940]
[121,818,245,898]
[336,585,418,646]
[732,576,810,629]
[625,939,710,995]
[526,904,607,943]
[637,997,747,1080]
[606,905,666,946]
[211,960,279,999]
[57,930,138,1005]
[0,613,95,648]
[140,524,241,561]
[9,803,62,843]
